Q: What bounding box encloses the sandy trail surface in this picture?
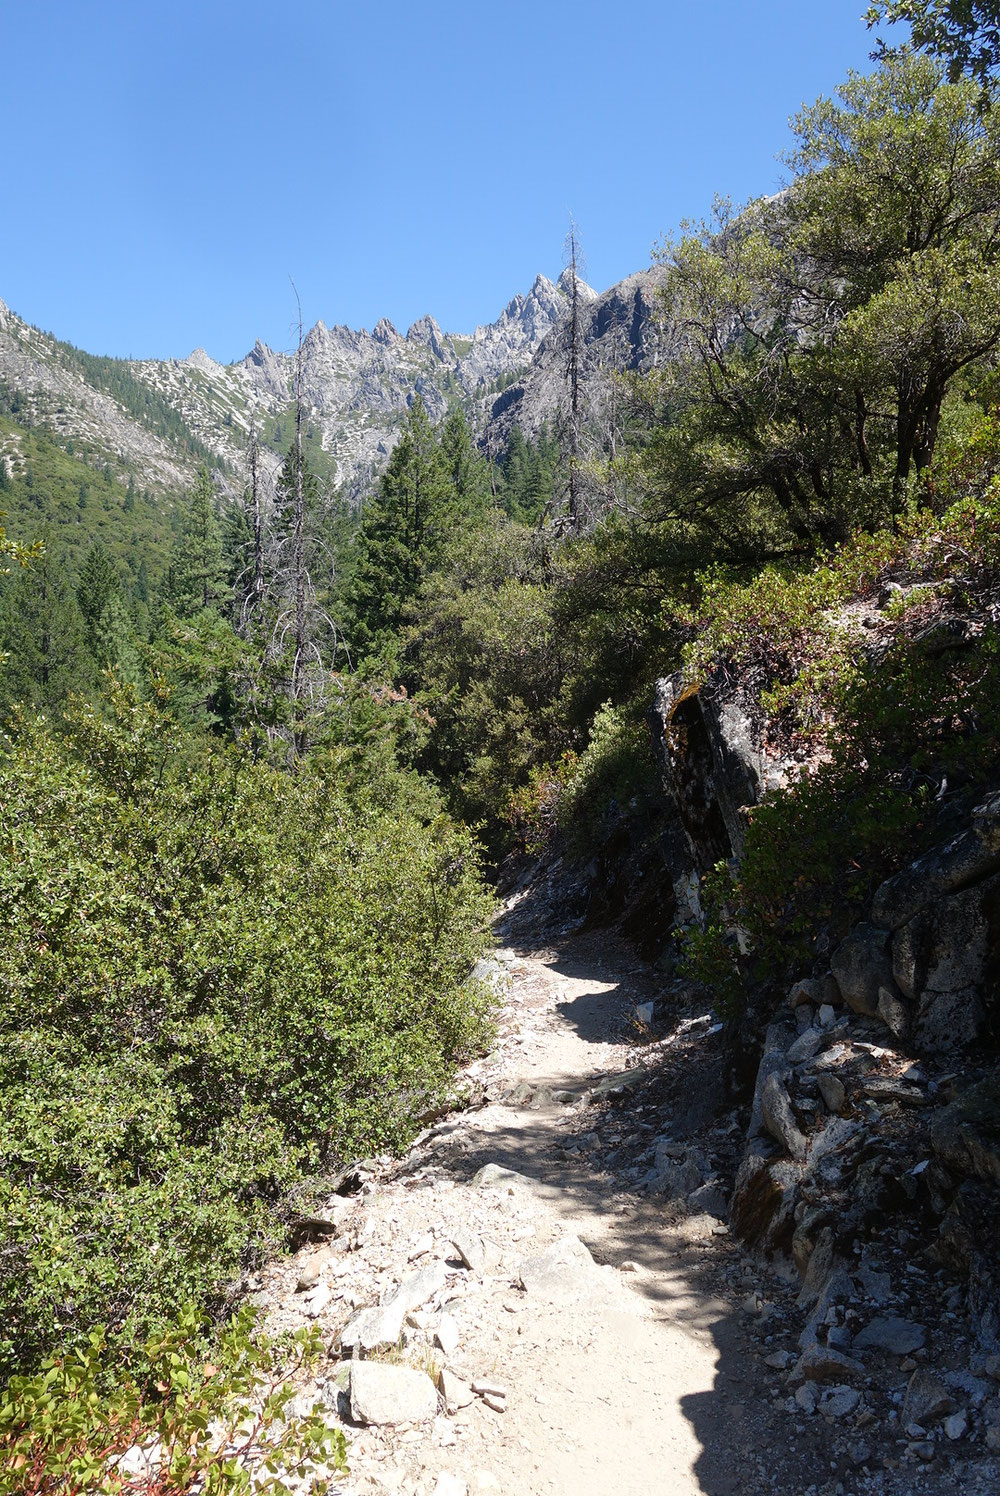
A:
[259,929,756,1496]
[254,923,1000,1496]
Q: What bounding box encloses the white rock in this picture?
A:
[517,1235,598,1302]
[824,1386,861,1418]
[439,1368,475,1414]
[432,1476,467,1496]
[349,1361,437,1425]
[304,1282,332,1318]
[472,1379,508,1398]
[434,1313,460,1357]
[787,1028,824,1064]
[451,1233,485,1273]
[340,1296,407,1352]
[795,1381,819,1414]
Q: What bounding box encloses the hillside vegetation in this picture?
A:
[6,12,1000,1486]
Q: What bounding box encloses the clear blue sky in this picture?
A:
[1,1,882,363]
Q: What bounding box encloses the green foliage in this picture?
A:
[641,54,1000,564]
[0,413,180,587]
[868,1,1000,85]
[0,681,494,1378]
[0,1308,346,1494]
[680,477,1000,992]
[162,467,227,618]
[555,702,653,854]
[504,754,578,857]
[46,339,217,464]
[0,538,92,711]
[405,514,575,843]
[346,398,466,658]
[495,425,560,525]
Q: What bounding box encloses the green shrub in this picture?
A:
[0,681,494,1379]
[555,702,655,856]
[679,481,1000,993]
[0,1307,346,1494]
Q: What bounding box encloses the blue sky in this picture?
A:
[2,1,882,362]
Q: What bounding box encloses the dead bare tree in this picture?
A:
[564,218,584,529]
[236,410,267,629]
[230,287,350,759]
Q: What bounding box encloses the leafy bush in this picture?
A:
[680,479,1000,994]
[555,703,655,855]
[0,681,494,1379]
[0,1308,346,1495]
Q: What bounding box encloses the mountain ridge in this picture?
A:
[0,271,600,499]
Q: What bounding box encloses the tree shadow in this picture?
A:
[401,926,869,1492]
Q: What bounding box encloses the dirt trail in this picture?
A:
[259,929,755,1496]
[253,920,1000,1496]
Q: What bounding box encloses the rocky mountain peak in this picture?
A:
[182,347,224,375]
[0,266,621,501]
[372,316,401,346]
[406,314,443,344]
[556,267,598,302]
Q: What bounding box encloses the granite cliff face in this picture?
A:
[482,267,670,451]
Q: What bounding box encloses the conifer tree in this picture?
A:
[0,540,91,710]
[346,397,454,657]
[165,466,226,616]
[440,406,489,515]
[76,542,121,646]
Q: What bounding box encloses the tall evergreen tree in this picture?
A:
[164,466,226,617]
[346,397,454,656]
[0,540,91,711]
[439,406,489,515]
[76,542,121,646]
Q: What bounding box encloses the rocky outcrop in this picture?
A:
[727,791,1000,1349]
[651,672,1000,1351]
[648,670,795,877]
[483,268,667,454]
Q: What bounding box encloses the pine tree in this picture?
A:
[165,466,226,617]
[76,542,121,645]
[346,397,454,657]
[440,406,489,515]
[0,541,91,710]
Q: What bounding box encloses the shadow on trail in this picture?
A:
[398,924,815,1494]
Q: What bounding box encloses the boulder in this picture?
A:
[349,1361,437,1425]
[730,1145,801,1251]
[791,1345,866,1385]
[872,801,1000,931]
[902,1370,956,1429]
[787,1028,825,1064]
[891,871,1000,1042]
[761,1072,808,1161]
[854,1316,926,1355]
[687,1181,728,1219]
[817,1073,847,1115]
[831,924,898,1018]
[749,1021,798,1140]
[933,1073,1000,1186]
[517,1235,600,1302]
[916,985,985,1053]
[877,986,911,1040]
